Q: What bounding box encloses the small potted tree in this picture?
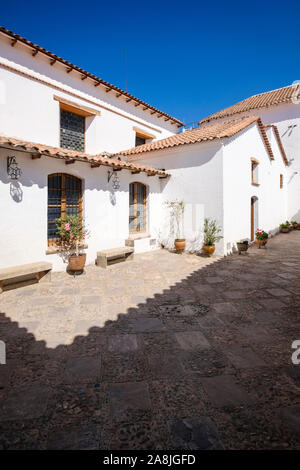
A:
[55,215,89,273]
[165,200,186,252]
[255,229,268,248]
[203,218,223,256]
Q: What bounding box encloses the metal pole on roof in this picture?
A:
[125,49,127,92]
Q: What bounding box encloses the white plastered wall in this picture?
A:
[129,141,225,255]
[0,149,163,271]
[0,34,178,155]
[201,99,300,222]
[222,123,288,253]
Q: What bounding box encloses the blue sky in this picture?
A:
[2,0,300,125]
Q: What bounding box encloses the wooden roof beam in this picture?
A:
[116,92,122,98]
[126,98,132,103]
[131,170,141,174]
[106,88,112,93]
[50,58,56,65]
[81,74,87,81]
[32,49,38,57]
[66,66,73,73]
[31,153,41,160]
[11,38,17,47]
[65,159,75,165]
[94,81,100,87]
[91,162,101,168]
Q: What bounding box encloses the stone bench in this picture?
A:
[0,262,52,293]
[96,247,134,268]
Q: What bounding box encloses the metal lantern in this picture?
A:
[108,170,120,191]
[112,171,120,191]
[7,156,22,180]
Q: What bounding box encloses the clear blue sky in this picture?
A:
[2,0,300,125]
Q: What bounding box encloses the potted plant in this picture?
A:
[165,200,186,252]
[291,220,298,229]
[236,240,249,255]
[203,218,223,256]
[280,222,290,233]
[55,215,89,273]
[255,229,268,248]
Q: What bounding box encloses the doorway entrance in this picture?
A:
[251,196,258,241]
[129,182,146,233]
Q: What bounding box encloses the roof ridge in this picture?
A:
[118,115,259,157]
[199,84,300,124]
[249,84,295,99]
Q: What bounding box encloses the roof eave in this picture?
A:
[0,26,184,127]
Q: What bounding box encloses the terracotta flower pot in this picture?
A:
[174,239,186,251]
[203,245,215,256]
[256,238,267,248]
[68,253,86,272]
[237,242,249,254]
[281,228,290,233]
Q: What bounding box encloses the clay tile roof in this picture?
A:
[0,26,184,127]
[118,115,260,157]
[199,84,300,124]
[0,135,169,177]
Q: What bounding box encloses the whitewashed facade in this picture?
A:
[0,28,299,270]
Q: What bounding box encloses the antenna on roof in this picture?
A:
[124,49,127,92]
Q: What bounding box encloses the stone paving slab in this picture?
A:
[168,416,224,450]
[47,422,101,450]
[109,381,151,421]
[200,375,253,407]
[0,386,51,421]
[174,331,211,351]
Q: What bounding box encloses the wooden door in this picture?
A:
[129,183,146,233]
[251,198,254,241]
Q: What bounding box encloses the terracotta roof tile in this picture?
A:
[199,84,300,124]
[0,26,184,127]
[0,135,169,177]
[119,116,260,157]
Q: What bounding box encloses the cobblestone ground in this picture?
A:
[0,232,300,449]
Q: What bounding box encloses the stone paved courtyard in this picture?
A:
[0,232,300,449]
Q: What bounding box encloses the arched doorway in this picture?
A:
[251,196,258,241]
[129,182,146,233]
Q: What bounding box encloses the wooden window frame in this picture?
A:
[129,182,147,233]
[251,158,259,186]
[48,173,82,246]
[280,174,283,189]
[54,95,101,116]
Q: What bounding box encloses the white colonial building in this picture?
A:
[0,26,299,272]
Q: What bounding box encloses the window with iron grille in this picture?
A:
[48,173,82,246]
[60,109,85,152]
[135,135,146,147]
